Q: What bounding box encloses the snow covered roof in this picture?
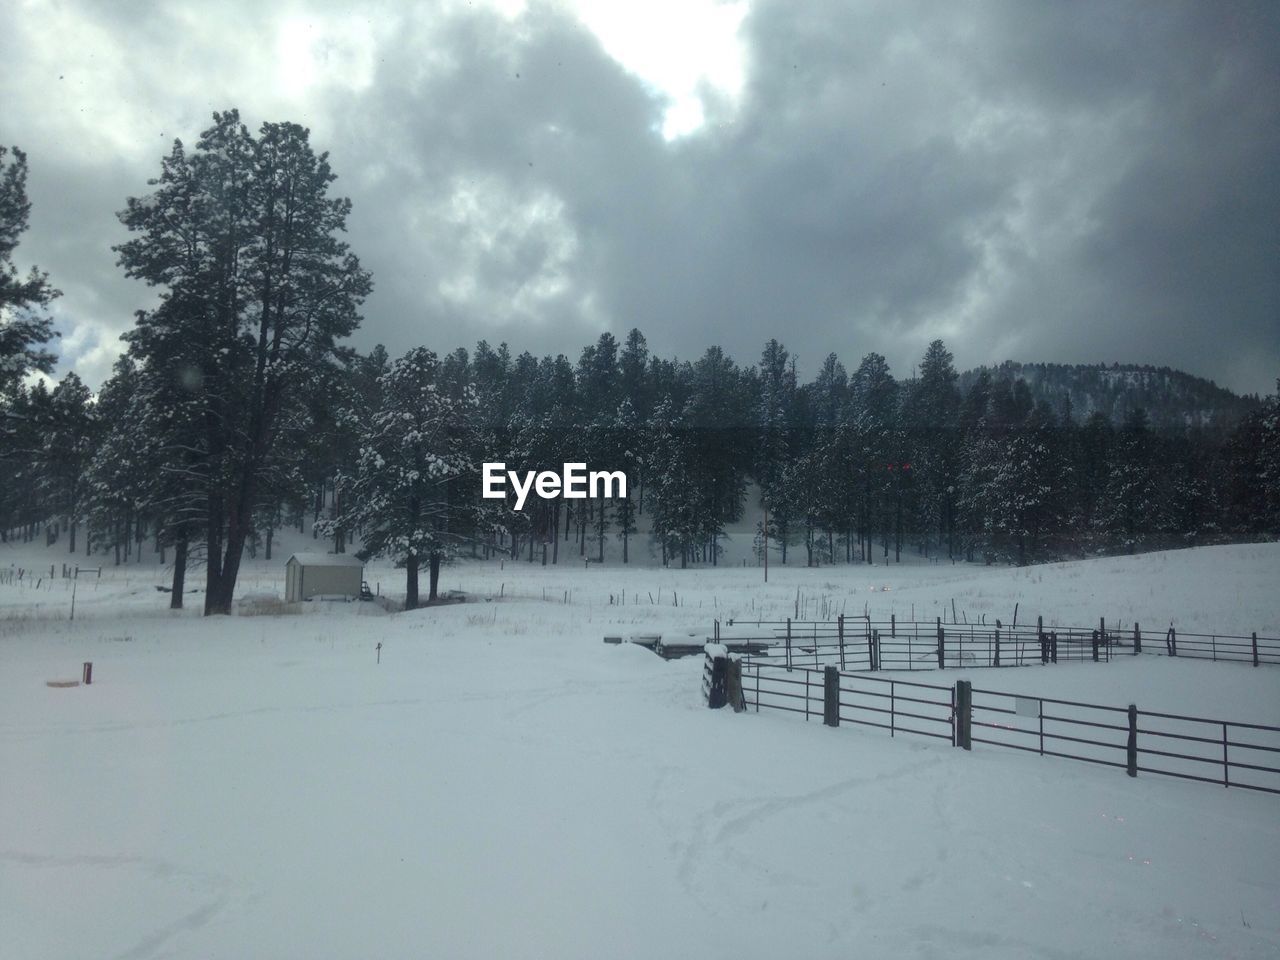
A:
[286,553,365,568]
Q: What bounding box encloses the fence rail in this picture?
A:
[724,655,1280,796]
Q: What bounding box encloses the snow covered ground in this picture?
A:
[2,536,1278,958]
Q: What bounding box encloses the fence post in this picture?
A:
[994,622,1001,667]
[823,666,840,727]
[1252,632,1259,668]
[891,613,896,638]
[1038,615,1046,664]
[1050,631,1058,664]
[873,629,881,671]
[890,680,896,737]
[707,653,728,709]
[82,662,93,686]
[1091,630,1100,662]
[1134,622,1141,655]
[727,658,745,713]
[786,617,792,672]
[1126,705,1137,777]
[1168,626,1177,657]
[837,614,846,670]
[870,629,878,671]
[937,617,945,668]
[954,680,972,750]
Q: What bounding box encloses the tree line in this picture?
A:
[2,113,1278,613]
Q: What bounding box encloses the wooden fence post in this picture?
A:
[1126,705,1138,777]
[707,654,728,709]
[1168,626,1177,657]
[870,629,878,672]
[1252,632,1259,668]
[1050,631,1058,664]
[82,662,92,685]
[891,613,896,638]
[954,680,972,750]
[1133,622,1141,655]
[727,659,746,713]
[786,618,792,672]
[837,614,845,670]
[823,666,840,727]
[1091,630,1099,662]
[1038,616,1046,664]
[994,622,1001,667]
[936,617,945,668]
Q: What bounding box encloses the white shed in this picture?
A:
[285,553,365,602]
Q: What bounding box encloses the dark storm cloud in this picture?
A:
[3,0,1277,392]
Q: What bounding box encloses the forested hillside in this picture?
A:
[958,362,1261,434]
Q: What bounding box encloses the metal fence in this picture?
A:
[715,617,1280,671]
[726,655,1280,796]
[718,616,1116,672]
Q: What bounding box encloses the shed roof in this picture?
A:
[286,552,365,568]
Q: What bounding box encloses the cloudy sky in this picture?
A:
[2,0,1277,393]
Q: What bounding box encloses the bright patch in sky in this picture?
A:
[568,0,749,139]
[274,14,380,98]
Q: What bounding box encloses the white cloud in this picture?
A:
[564,0,748,139]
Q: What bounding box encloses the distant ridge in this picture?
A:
[957,361,1261,433]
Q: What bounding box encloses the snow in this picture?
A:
[2,534,1278,958]
[285,552,365,567]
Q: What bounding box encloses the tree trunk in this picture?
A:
[405,552,420,610]
[428,552,441,602]
[170,536,188,610]
[204,490,224,615]
[597,497,606,563]
[207,518,249,616]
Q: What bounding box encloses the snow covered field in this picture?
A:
[2,538,1278,958]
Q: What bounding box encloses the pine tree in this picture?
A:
[329,348,476,609]
[903,339,961,557]
[39,372,97,553]
[754,339,797,562]
[848,353,897,563]
[1,381,53,541]
[1226,380,1280,536]
[116,110,372,614]
[1099,409,1159,553]
[612,398,641,562]
[0,146,59,402]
